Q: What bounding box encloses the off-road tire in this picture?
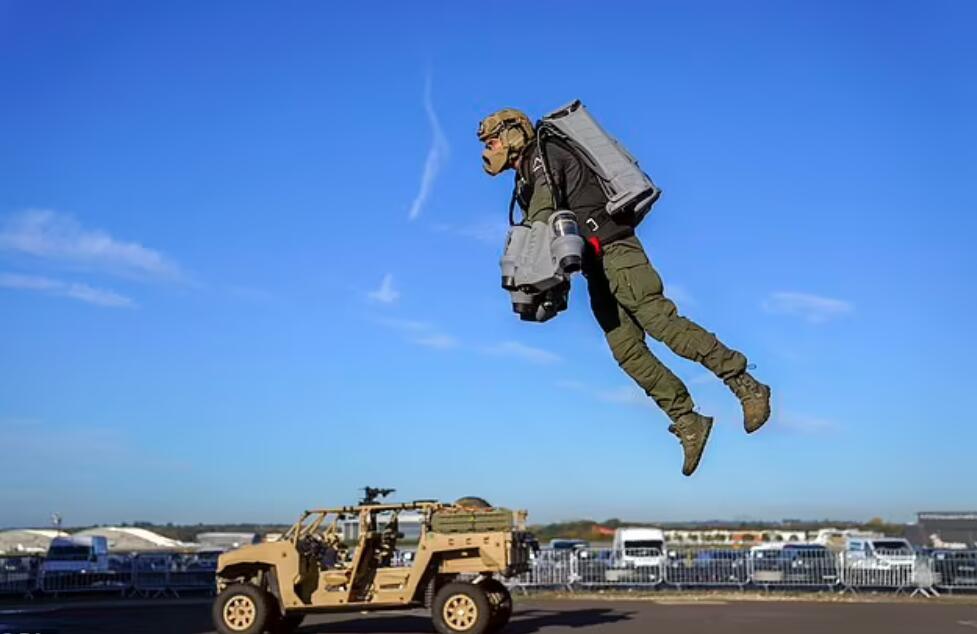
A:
[213,583,272,634]
[480,579,513,631]
[432,581,492,634]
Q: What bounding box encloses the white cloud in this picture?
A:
[434,217,509,247]
[666,283,696,308]
[367,273,400,304]
[762,291,853,324]
[407,74,449,221]
[555,379,587,390]
[63,283,135,308]
[556,380,652,408]
[686,371,716,387]
[412,334,460,350]
[373,314,458,351]
[482,341,561,364]
[595,385,652,407]
[372,316,431,332]
[777,411,839,434]
[0,272,135,308]
[0,209,181,280]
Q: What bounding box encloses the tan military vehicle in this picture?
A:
[212,499,534,634]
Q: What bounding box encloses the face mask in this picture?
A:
[482,145,510,175]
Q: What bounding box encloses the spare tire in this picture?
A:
[453,496,491,509]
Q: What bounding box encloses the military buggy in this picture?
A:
[212,499,534,634]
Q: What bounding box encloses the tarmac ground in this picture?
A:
[2,597,977,634]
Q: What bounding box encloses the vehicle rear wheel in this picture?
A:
[213,583,271,634]
[481,578,513,631]
[432,581,492,634]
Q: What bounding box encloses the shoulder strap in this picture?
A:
[534,131,570,210]
[508,188,519,226]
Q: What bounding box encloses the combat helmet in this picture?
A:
[477,108,535,175]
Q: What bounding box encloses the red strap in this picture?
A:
[588,236,602,257]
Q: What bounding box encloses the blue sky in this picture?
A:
[1,1,975,528]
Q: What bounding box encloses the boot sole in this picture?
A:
[683,418,713,476]
[745,416,769,434]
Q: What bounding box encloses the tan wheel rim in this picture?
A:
[223,594,257,631]
[442,593,479,631]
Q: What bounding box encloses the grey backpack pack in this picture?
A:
[539,100,661,224]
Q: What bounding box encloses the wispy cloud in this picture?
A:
[686,371,716,387]
[556,379,652,408]
[407,74,449,221]
[412,333,460,350]
[594,385,652,407]
[666,283,696,308]
[372,316,431,332]
[762,291,853,324]
[777,410,839,434]
[0,210,181,281]
[433,217,509,247]
[482,341,562,365]
[373,314,458,351]
[0,272,135,308]
[367,273,400,304]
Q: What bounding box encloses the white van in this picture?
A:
[40,536,110,574]
[611,527,666,569]
[844,537,915,569]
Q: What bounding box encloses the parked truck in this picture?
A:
[604,527,666,583]
[40,536,109,575]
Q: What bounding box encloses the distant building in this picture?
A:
[0,529,68,555]
[196,532,260,551]
[664,529,810,546]
[73,526,188,552]
[907,512,977,548]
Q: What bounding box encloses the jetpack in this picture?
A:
[500,211,584,322]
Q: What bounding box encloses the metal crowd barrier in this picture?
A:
[931,550,977,593]
[839,549,917,592]
[39,570,131,596]
[578,548,665,588]
[130,553,215,597]
[509,549,574,592]
[0,556,40,597]
[666,549,750,588]
[748,546,839,590]
[4,548,977,600]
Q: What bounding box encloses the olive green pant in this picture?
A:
[586,236,746,421]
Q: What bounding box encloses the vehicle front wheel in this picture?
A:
[481,578,513,631]
[213,583,272,634]
[432,581,492,634]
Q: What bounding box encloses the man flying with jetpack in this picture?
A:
[478,102,771,476]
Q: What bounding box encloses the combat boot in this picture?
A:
[669,412,714,477]
[724,371,771,433]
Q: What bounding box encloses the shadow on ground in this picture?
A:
[294,607,635,633]
[1,603,635,634]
